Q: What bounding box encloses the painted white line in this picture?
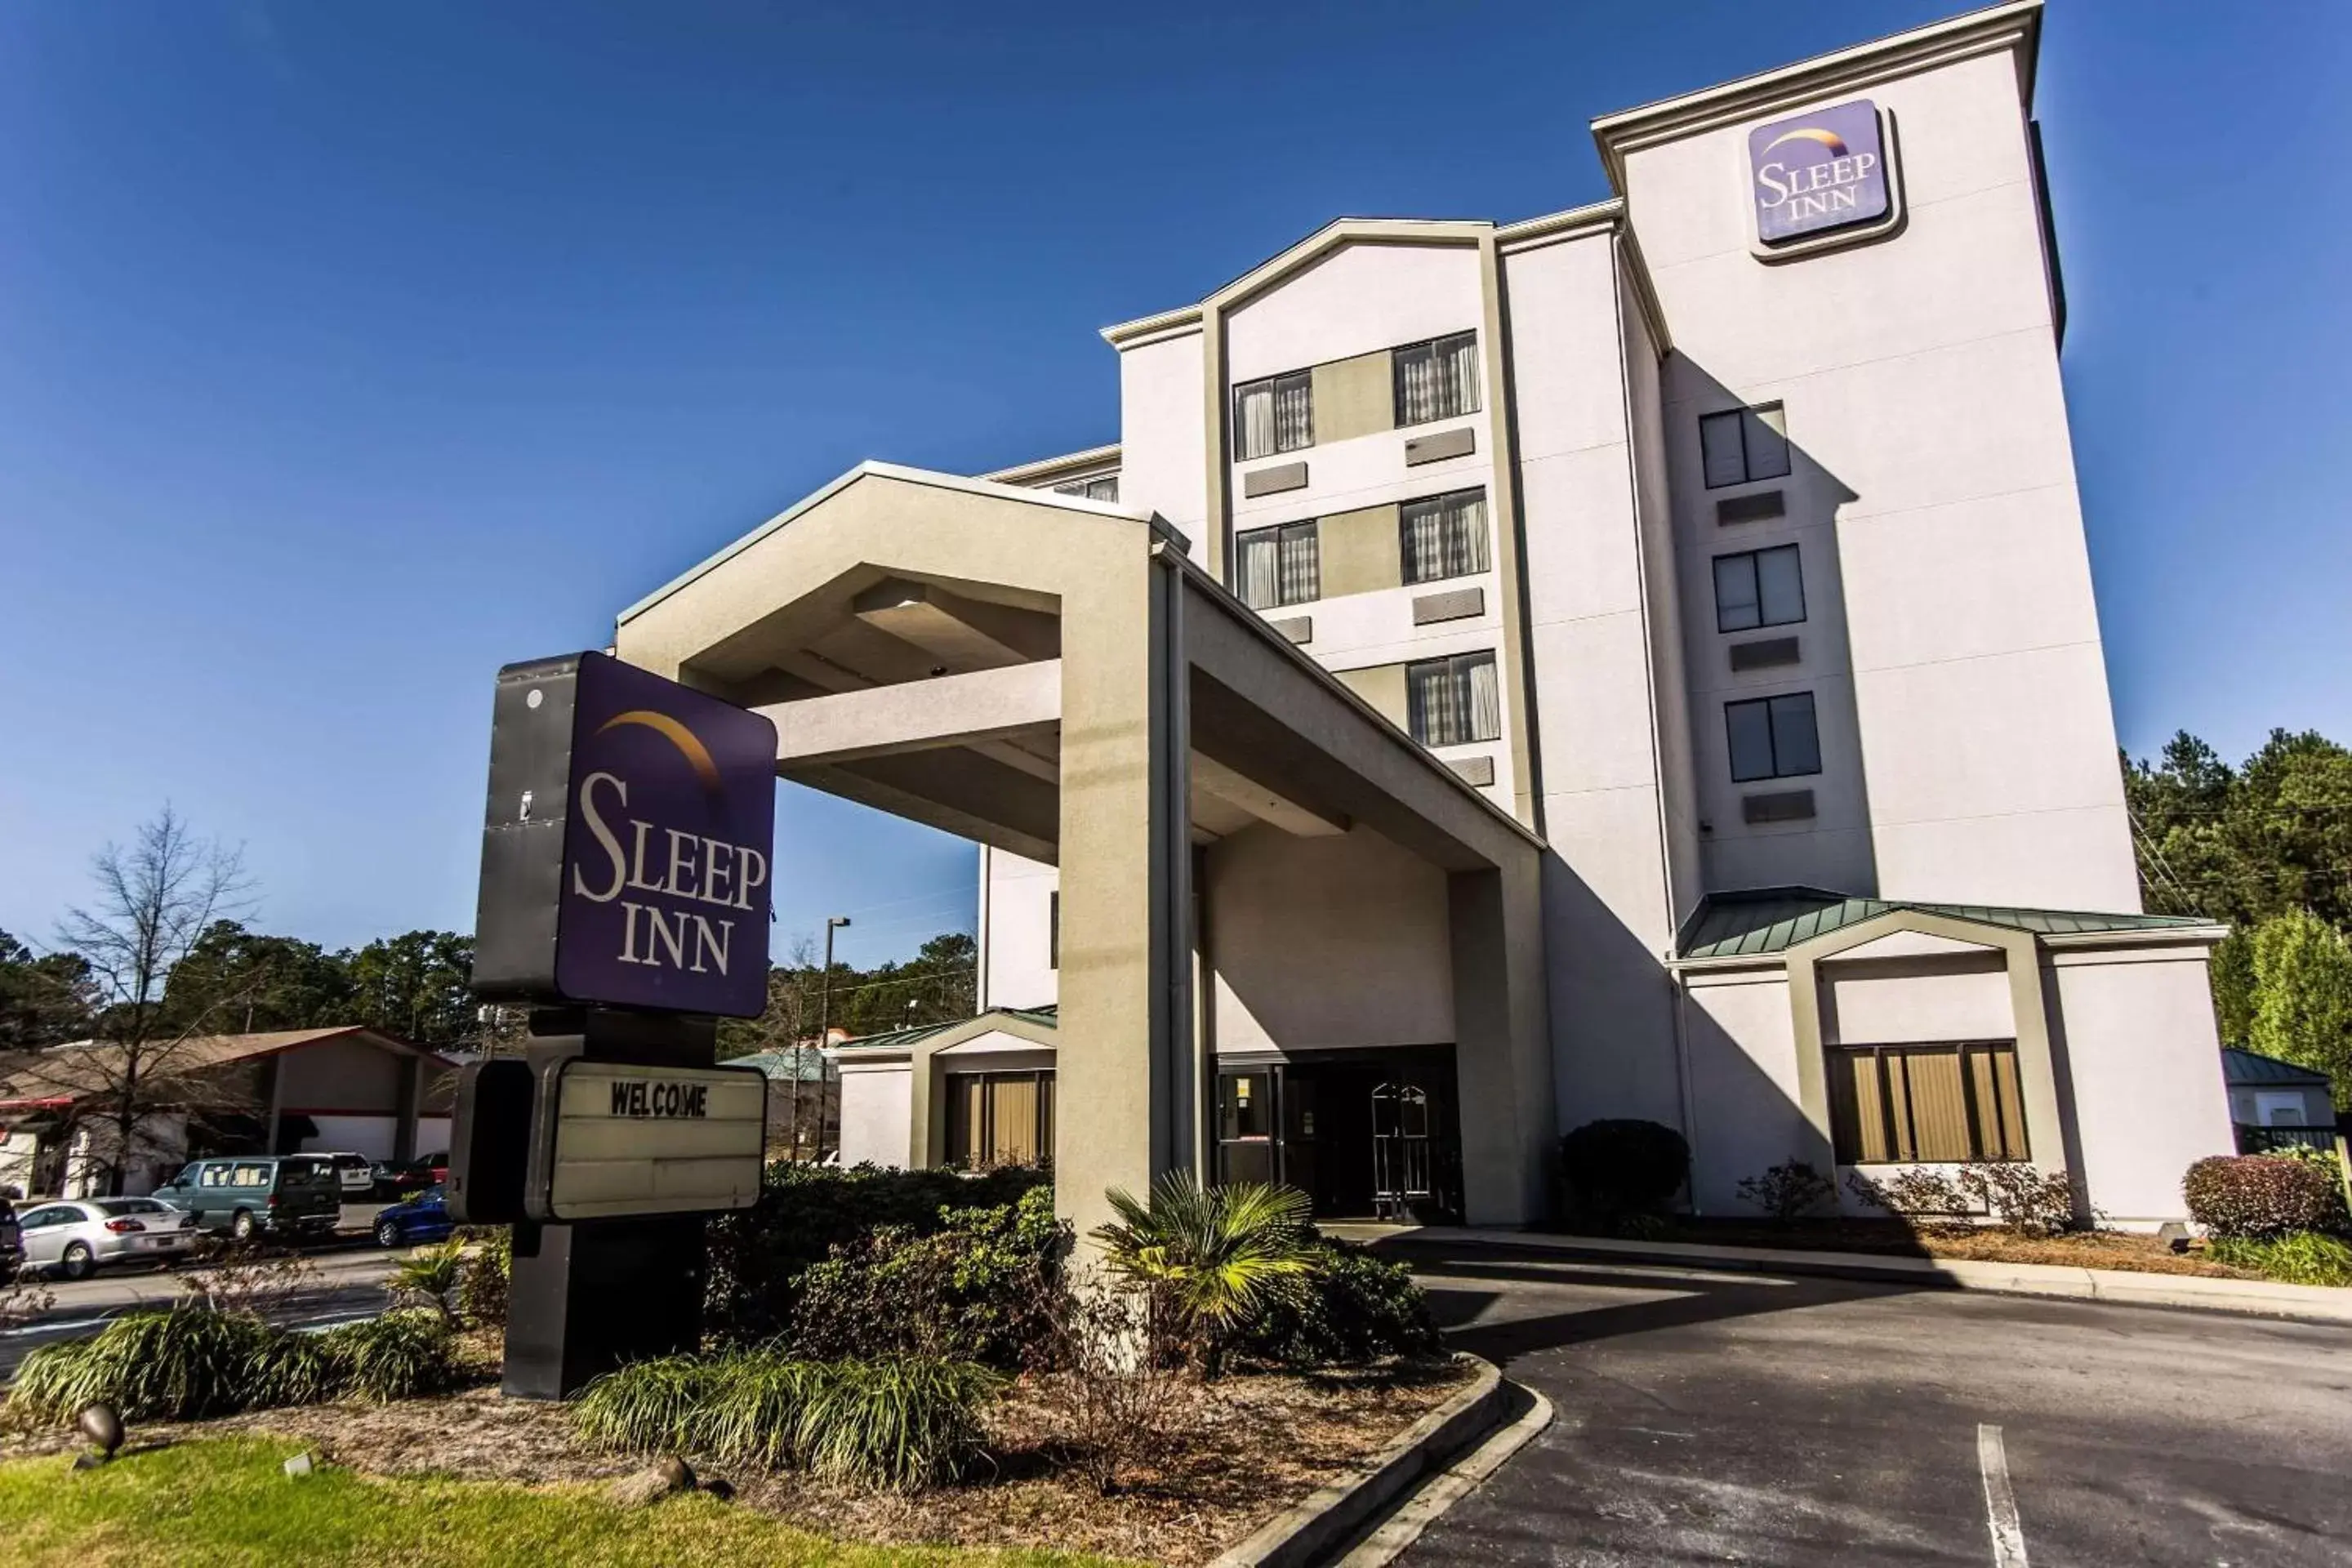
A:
[1978,1423,2029,1568]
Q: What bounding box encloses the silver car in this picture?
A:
[16,1197,201,1281]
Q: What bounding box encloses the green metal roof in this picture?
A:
[2221,1048,2332,1088]
[823,1004,1058,1055]
[1675,887,2212,961]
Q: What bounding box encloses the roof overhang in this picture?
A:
[1589,0,2043,197]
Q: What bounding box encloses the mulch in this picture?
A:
[0,1351,1472,1567]
[1564,1217,2261,1279]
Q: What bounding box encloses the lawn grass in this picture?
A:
[0,1437,1137,1568]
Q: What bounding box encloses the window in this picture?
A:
[19,1205,71,1230]
[1699,404,1791,488]
[1234,371,1312,460]
[1393,332,1481,426]
[1400,489,1490,584]
[1713,544,1805,632]
[198,1164,229,1188]
[1048,890,1059,971]
[1829,1042,2028,1164]
[944,1071,1054,1169]
[1236,519,1321,609]
[1726,692,1820,782]
[1407,652,1502,749]
[1053,475,1119,502]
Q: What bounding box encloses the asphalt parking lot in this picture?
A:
[1383,1238,2352,1567]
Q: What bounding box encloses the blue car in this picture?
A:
[371,1186,456,1248]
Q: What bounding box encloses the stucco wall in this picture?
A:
[837,1063,913,1169]
[1820,952,2012,1045]
[981,848,1059,1009]
[1225,241,1482,385]
[1682,969,1808,1212]
[1207,823,1454,1054]
[1116,329,1208,561]
[2049,948,2234,1224]
[1628,45,2140,911]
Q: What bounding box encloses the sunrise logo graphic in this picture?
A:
[1762,125,1851,159]
[595,709,723,791]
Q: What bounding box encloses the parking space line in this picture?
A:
[1977,1423,2029,1567]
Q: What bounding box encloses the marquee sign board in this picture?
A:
[1748,98,1898,254]
[530,1059,768,1223]
[472,652,778,1018]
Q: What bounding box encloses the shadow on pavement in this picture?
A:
[1377,1241,1931,1370]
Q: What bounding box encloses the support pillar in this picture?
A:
[1448,856,1556,1225]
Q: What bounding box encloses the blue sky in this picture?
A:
[2,2,2346,965]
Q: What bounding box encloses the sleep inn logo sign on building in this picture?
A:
[1748,99,1891,246]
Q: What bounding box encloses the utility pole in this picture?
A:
[804,915,850,1161]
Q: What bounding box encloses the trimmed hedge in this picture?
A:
[2184,1155,2347,1240]
[788,1185,1069,1367]
[1561,1119,1689,1218]
[704,1162,1049,1344]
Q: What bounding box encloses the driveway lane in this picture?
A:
[1383,1240,2352,1567]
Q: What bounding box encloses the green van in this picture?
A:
[153,1155,341,1241]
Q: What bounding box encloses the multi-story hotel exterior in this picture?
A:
[619,2,2233,1232]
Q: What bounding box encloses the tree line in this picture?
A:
[2127,728,2352,1102]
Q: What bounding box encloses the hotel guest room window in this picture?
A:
[1234,372,1312,460]
[1700,403,1792,488]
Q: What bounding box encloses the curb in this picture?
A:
[1333,1381,1554,1567]
[1209,1352,1515,1568]
[1370,1226,2352,1324]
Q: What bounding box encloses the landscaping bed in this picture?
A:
[1,1167,1474,1566]
[4,1359,1465,1566]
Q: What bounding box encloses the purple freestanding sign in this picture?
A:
[472,652,777,1019]
[1748,99,1891,247]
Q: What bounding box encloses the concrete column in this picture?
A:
[1447,854,1556,1225]
[1053,542,1193,1237]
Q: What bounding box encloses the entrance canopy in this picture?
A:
[616,463,1552,1228]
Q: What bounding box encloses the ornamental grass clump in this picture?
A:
[8,1304,456,1427]
[2207,1230,2352,1287]
[318,1310,458,1402]
[572,1351,1000,1491]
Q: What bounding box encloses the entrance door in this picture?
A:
[1215,1069,1276,1186]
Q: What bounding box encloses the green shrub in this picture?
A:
[574,1350,1000,1491]
[1232,1236,1442,1368]
[2207,1230,2352,1287]
[1560,1120,1688,1220]
[704,1162,1050,1343]
[2184,1155,2348,1239]
[318,1310,457,1402]
[789,1185,1069,1367]
[9,1303,457,1426]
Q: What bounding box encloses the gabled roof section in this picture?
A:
[2221,1049,2333,1090]
[823,1004,1058,1058]
[1590,1,2043,194]
[1675,886,2216,961]
[0,1027,449,1111]
[615,461,1185,627]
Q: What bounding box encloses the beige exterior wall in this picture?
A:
[979,847,1059,1009]
[1310,350,1396,445]
[1625,36,2139,911]
[1205,824,1454,1054]
[1334,662,1407,728]
[1682,968,1806,1212]
[1316,503,1401,599]
[835,1062,912,1168]
[2050,947,2234,1225]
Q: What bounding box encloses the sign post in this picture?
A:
[461,652,777,1399]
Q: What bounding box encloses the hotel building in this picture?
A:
[617,2,2233,1232]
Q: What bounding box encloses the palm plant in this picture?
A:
[390,1240,467,1325]
[1090,1174,1318,1376]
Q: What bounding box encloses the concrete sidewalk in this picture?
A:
[1339,1223,2352,1324]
